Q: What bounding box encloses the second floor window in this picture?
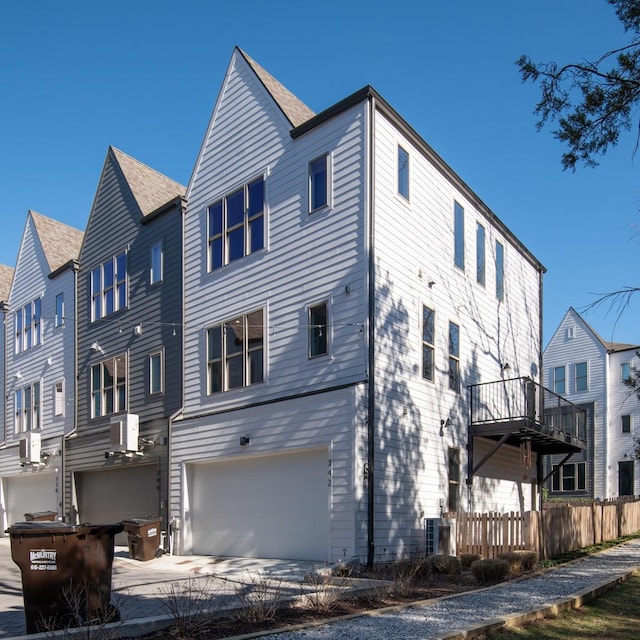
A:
[91,252,127,321]
[422,305,435,382]
[454,201,464,270]
[553,366,566,394]
[495,241,505,301]
[149,351,164,395]
[208,177,264,271]
[622,414,632,434]
[476,223,485,286]
[207,309,264,394]
[398,146,410,199]
[150,241,163,285]
[15,382,41,433]
[448,321,460,392]
[575,361,588,391]
[309,155,329,212]
[15,298,42,353]
[622,362,632,383]
[308,301,328,357]
[91,354,127,417]
[55,293,64,328]
[54,380,64,416]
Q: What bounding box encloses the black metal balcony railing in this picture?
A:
[468,377,587,455]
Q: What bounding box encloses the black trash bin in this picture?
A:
[6,521,124,634]
[23,511,57,522]
[122,517,163,561]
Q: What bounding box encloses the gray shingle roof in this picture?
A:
[111,147,186,216]
[0,264,14,301]
[238,48,315,128]
[30,210,84,273]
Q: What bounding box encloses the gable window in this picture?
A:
[55,293,64,328]
[308,301,328,358]
[448,321,460,392]
[622,414,632,434]
[91,252,127,321]
[149,351,164,395]
[54,380,64,416]
[495,241,504,301]
[422,305,435,381]
[398,146,410,200]
[15,298,42,353]
[454,201,465,270]
[207,309,264,394]
[14,382,41,433]
[551,462,586,492]
[476,223,485,286]
[150,241,163,285]
[207,176,264,271]
[448,447,460,513]
[309,155,329,212]
[622,362,631,383]
[575,361,588,391]
[553,366,566,394]
[91,354,127,418]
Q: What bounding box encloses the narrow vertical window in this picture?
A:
[150,242,163,285]
[622,414,632,434]
[448,321,460,392]
[551,464,560,492]
[207,325,223,394]
[308,301,328,357]
[448,447,460,513]
[14,389,23,433]
[116,252,127,310]
[398,146,409,199]
[454,202,465,270]
[55,293,64,327]
[33,298,41,346]
[476,223,485,286]
[247,309,264,384]
[621,362,631,383]
[54,381,64,416]
[422,305,435,381]
[309,154,329,212]
[24,303,32,350]
[15,309,23,353]
[91,267,102,321]
[495,241,504,301]
[149,351,163,395]
[575,362,588,391]
[553,366,566,394]
[247,177,264,254]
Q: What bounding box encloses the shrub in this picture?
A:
[497,550,539,575]
[460,553,482,569]
[390,558,430,596]
[470,558,509,583]
[232,571,286,623]
[428,554,461,575]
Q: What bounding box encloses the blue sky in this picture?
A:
[1,0,638,347]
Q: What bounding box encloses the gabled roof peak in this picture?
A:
[30,210,84,273]
[237,47,315,128]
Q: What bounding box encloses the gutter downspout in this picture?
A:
[537,265,544,512]
[366,94,376,568]
[0,302,8,449]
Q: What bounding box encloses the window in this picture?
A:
[91,252,127,320]
[55,293,64,328]
[398,146,410,199]
[91,355,127,417]
[15,298,42,353]
[622,362,632,383]
[448,321,460,392]
[575,361,588,391]
[495,241,504,301]
[553,366,566,394]
[448,447,460,513]
[207,309,264,394]
[308,301,328,358]
[207,177,264,271]
[422,305,435,381]
[309,155,329,211]
[54,381,64,416]
[551,462,586,492]
[622,414,632,434]
[476,223,485,286]
[149,351,163,395]
[14,382,41,433]
[150,241,163,285]
[454,202,465,269]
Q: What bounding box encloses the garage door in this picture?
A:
[76,465,159,544]
[190,449,329,561]
[4,472,57,526]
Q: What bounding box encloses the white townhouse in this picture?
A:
[172,48,585,564]
[544,307,640,499]
[0,212,83,530]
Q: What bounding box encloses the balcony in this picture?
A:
[468,377,587,465]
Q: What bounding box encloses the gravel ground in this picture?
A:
[261,539,640,639]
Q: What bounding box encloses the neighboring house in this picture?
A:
[544,307,640,499]
[65,147,185,540]
[0,212,82,530]
[171,48,584,564]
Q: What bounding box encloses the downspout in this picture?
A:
[537,265,544,511]
[366,94,376,568]
[0,302,7,449]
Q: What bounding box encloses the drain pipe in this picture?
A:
[366,93,377,568]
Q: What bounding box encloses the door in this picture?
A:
[618,460,634,496]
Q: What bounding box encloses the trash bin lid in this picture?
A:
[121,517,161,525]
[5,521,90,535]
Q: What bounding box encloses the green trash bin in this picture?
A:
[122,517,163,561]
[6,521,124,634]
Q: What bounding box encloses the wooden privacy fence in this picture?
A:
[456,498,640,560]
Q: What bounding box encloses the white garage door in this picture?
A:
[76,465,159,544]
[191,449,329,561]
[4,472,57,526]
